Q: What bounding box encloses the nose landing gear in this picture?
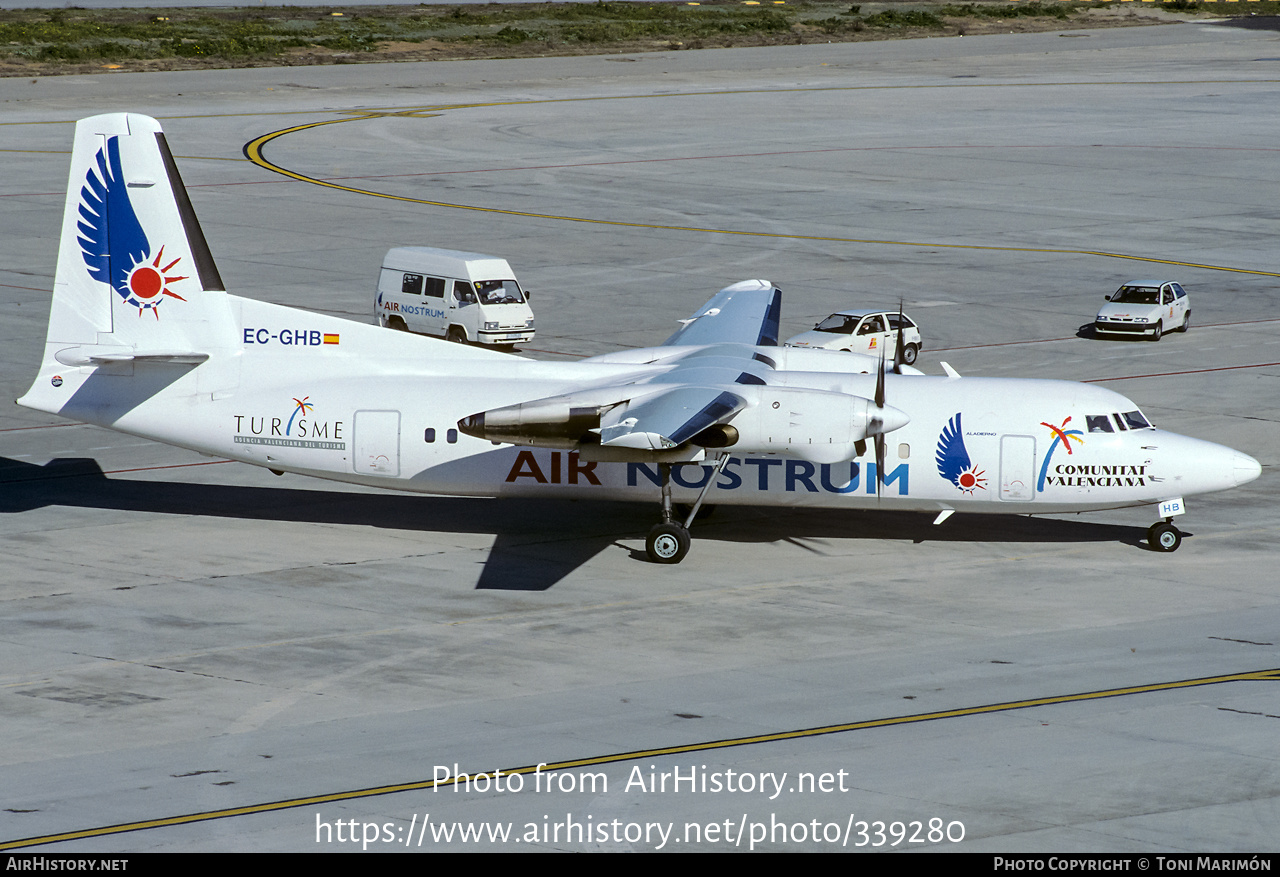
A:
[1147,520,1182,552]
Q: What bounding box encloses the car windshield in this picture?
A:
[1111,286,1160,305]
[475,280,525,305]
[815,315,859,333]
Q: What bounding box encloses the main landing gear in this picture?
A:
[1147,520,1182,553]
[644,456,731,564]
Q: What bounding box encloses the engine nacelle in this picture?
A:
[723,387,907,464]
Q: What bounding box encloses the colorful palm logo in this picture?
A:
[1036,416,1085,491]
[286,396,313,436]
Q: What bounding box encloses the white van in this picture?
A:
[375,247,535,347]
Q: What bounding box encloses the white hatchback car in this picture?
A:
[1095,280,1190,341]
[784,309,922,365]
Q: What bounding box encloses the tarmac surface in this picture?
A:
[1,22,1278,852]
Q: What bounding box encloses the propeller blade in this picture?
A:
[893,298,906,375]
[875,345,886,410]
[875,432,885,497]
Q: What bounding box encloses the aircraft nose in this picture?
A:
[1233,451,1262,487]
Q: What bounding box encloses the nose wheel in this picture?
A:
[1147,520,1182,552]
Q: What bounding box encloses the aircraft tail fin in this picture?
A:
[44,113,229,353]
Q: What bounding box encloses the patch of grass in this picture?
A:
[863,9,946,28]
[937,2,1072,19]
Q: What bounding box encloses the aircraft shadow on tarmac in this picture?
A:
[0,457,1161,591]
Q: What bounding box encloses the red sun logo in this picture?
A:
[955,465,987,494]
[125,246,188,317]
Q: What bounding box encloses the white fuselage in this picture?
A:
[22,294,1255,519]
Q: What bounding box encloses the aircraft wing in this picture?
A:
[662,280,781,348]
[597,386,746,450]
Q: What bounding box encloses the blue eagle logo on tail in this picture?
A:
[78,136,187,318]
[935,413,987,494]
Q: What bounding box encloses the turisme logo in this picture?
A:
[233,396,345,451]
[79,136,187,318]
[935,413,987,494]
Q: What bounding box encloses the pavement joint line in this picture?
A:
[4,667,1278,851]
[240,106,1280,278]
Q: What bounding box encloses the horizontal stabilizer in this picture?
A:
[54,346,208,367]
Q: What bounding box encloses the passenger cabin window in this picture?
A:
[402,273,424,295]
[454,281,476,305]
[859,316,885,335]
[1172,284,1186,298]
[425,277,445,298]
[1086,415,1114,433]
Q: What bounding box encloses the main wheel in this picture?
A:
[646,523,691,564]
[901,343,919,366]
[1149,320,1163,342]
[1147,521,1182,552]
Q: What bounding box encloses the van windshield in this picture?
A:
[475,280,525,305]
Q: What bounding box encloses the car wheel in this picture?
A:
[1180,311,1190,332]
[1149,320,1163,342]
[901,343,919,366]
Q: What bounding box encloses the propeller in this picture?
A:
[872,345,887,496]
[892,298,906,375]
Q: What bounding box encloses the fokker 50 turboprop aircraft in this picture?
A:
[18,114,1262,564]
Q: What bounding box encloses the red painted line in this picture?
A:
[0,422,83,433]
[1084,362,1280,383]
[931,318,1280,352]
[103,460,235,475]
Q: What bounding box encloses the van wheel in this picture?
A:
[447,327,467,344]
[387,316,407,332]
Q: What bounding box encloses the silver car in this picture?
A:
[1095,280,1190,341]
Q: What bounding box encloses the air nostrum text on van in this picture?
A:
[375,247,535,347]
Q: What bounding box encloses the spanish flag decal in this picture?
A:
[323,333,340,345]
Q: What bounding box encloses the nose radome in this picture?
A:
[1233,451,1262,487]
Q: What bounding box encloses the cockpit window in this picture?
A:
[1086,415,1114,433]
[475,279,525,305]
[1121,410,1153,430]
[1111,286,1160,305]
